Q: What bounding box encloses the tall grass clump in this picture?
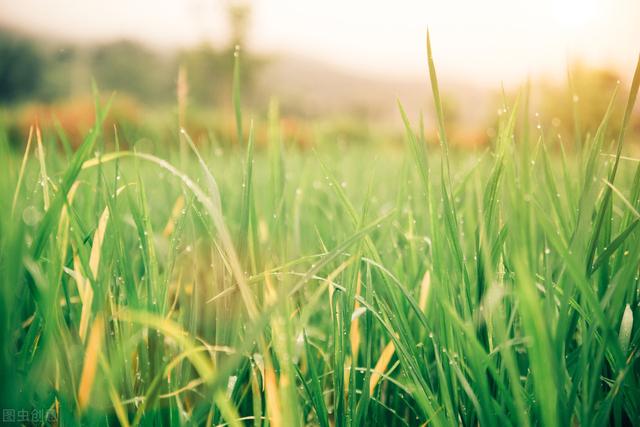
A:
[1,38,639,426]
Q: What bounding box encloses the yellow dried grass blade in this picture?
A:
[78,313,105,411]
[162,194,185,237]
[369,341,395,395]
[418,270,431,312]
[78,186,126,341]
[264,357,283,427]
[35,125,50,210]
[74,254,94,342]
[349,270,363,357]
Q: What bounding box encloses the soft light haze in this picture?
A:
[1,0,639,85]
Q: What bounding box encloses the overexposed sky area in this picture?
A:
[1,0,639,86]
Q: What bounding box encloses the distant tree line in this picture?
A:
[0,29,44,103]
[0,5,262,106]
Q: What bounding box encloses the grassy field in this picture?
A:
[1,39,640,426]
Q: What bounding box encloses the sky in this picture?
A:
[1,0,639,86]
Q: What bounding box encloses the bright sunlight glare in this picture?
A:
[552,0,598,31]
[0,0,638,85]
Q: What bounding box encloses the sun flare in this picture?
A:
[551,0,598,31]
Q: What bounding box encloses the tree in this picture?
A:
[90,40,175,104]
[179,1,264,107]
[0,30,43,103]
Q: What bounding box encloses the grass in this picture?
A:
[1,40,640,426]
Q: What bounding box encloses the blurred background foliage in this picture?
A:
[0,30,43,103]
[0,4,260,108]
[0,2,638,150]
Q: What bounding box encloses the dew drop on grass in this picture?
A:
[22,206,42,226]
